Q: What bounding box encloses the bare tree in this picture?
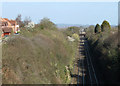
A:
[24,16,31,26]
[15,14,24,27]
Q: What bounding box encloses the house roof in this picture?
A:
[0,18,9,22]
[0,18,17,25]
[3,18,9,21]
[9,20,17,25]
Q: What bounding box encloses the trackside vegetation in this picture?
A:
[94,24,101,33]
[2,18,79,84]
[86,20,119,83]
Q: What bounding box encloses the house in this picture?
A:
[1,27,12,37]
[0,18,20,37]
[25,22,35,29]
[8,20,19,33]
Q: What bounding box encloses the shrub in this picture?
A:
[94,24,101,33]
[67,26,80,34]
[72,33,79,41]
[39,17,57,30]
[101,20,111,32]
[86,26,119,83]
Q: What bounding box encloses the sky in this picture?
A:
[2,2,118,25]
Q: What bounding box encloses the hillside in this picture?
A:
[2,26,79,84]
[85,22,119,83]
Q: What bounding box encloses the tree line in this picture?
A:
[94,20,111,33]
[15,14,57,30]
[86,20,119,83]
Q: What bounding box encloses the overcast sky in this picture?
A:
[2,2,118,25]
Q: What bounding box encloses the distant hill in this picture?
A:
[56,24,90,29]
[56,24,118,29]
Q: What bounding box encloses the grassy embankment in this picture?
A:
[86,25,119,83]
[2,25,79,84]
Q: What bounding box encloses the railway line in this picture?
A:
[85,40,99,86]
[71,30,99,85]
[77,34,85,85]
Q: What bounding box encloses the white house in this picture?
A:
[25,22,35,29]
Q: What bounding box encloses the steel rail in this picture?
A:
[85,41,99,86]
[86,41,99,86]
[85,41,93,86]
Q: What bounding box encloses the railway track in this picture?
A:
[84,39,99,86]
[71,30,99,85]
[78,31,99,86]
[77,34,85,85]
